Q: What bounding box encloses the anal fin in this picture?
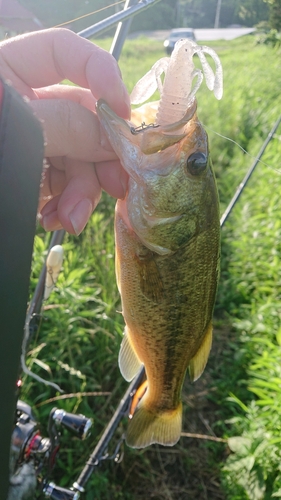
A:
[189,322,213,382]
[118,327,143,382]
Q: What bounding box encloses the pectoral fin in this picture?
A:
[119,327,143,382]
[189,322,213,382]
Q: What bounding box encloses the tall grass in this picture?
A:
[22,35,281,498]
[218,124,281,500]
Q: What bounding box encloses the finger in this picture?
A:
[38,161,67,212]
[39,157,128,210]
[95,160,129,199]
[38,196,64,232]
[0,28,130,118]
[29,99,115,161]
[40,159,101,235]
[35,84,97,112]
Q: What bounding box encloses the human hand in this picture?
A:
[0,28,130,234]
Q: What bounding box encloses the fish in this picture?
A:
[96,39,223,449]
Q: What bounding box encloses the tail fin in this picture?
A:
[126,397,182,449]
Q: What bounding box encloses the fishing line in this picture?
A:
[54,0,125,28]
[203,123,281,175]
[219,114,281,226]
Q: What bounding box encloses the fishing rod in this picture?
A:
[78,0,161,41]
[73,367,145,493]
[220,114,281,227]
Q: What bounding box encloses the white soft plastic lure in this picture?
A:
[131,38,223,127]
[44,244,64,299]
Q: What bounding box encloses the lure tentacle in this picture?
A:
[188,69,204,104]
[195,50,215,91]
[130,58,169,105]
[199,45,223,100]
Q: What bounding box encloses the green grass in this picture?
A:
[218,130,281,500]
[22,35,281,498]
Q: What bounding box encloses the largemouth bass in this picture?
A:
[96,39,223,449]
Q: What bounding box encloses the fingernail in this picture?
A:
[41,211,61,231]
[69,198,93,235]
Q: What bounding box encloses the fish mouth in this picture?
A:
[97,99,132,132]
[96,99,197,155]
[96,99,134,153]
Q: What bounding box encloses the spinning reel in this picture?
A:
[9,400,92,500]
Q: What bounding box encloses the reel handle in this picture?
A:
[43,482,80,500]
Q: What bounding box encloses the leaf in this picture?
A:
[228,436,252,454]
[276,328,281,346]
[250,378,281,391]
[245,469,266,500]
[248,386,275,402]
[34,235,46,253]
[27,342,47,357]
[227,393,249,412]
[272,489,281,497]
[32,358,52,375]
[252,322,267,333]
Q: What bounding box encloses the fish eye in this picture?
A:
[186,152,208,176]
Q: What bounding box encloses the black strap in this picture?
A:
[0,80,44,498]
